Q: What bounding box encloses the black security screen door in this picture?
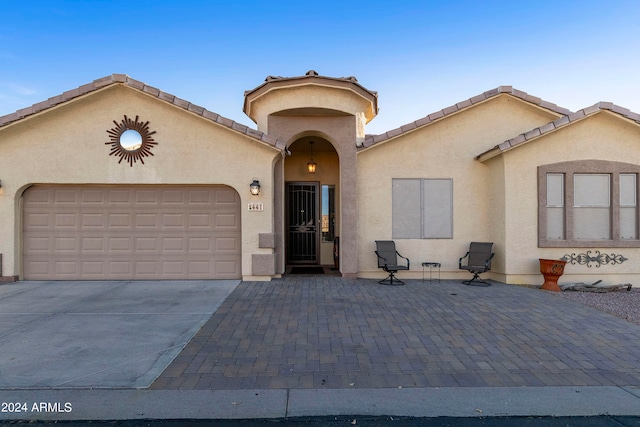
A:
[286,182,319,264]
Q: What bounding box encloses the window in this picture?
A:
[392,178,453,239]
[539,161,640,247]
[321,185,335,242]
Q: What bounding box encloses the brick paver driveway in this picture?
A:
[151,277,640,390]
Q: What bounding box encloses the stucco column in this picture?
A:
[339,143,358,277]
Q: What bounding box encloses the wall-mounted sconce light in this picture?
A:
[307,141,317,174]
[250,179,261,195]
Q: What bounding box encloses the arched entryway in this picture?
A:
[284,137,339,267]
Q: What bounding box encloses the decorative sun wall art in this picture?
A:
[105,115,158,166]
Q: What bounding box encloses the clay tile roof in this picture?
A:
[475,102,640,161]
[360,86,572,150]
[0,74,285,152]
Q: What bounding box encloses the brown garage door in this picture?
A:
[23,185,241,280]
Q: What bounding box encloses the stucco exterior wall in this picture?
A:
[501,111,640,285]
[357,95,560,280]
[0,85,280,279]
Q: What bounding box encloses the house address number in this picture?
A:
[248,202,264,212]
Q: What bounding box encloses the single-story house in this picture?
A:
[1,70,639,286]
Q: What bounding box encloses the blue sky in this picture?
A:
[1,1,640,134]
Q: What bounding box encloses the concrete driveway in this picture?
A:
[0,280,239,388]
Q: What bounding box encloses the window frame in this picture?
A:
[538,160,640,248]
[392,178,453,239]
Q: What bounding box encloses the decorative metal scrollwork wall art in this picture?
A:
[106,115,157,166]
[561,251,628,268]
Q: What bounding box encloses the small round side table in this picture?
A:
[422,262,441,283]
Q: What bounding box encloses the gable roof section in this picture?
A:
[360,86,571,150]
[0,74,286,151]
[475,102,640,162]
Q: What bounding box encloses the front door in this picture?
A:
[286,182,319,264]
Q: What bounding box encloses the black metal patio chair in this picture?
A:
[375,240,410,286]
[459,242,494,286]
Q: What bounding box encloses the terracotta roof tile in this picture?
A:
[216,116,234,128]
[16,106,33,119]
[539,122,556,134]
[469,93,487,104]
[442,105,458,115]
[386,127,403,138]
[0,74,285,152]
[498,141,511,151]
[172,97,189,109]
[414,116,432,127]
[94,76,114,88]
[524,128,541,140]
[428,110,444,121]
[231,122,249,133]
[613,105,631,115]
[158,91,175,102]
[567,110,586,122]
[187,104,204,115]
[126,78,145,90]
[142,85,160,96]
[202,110,220,121]
[361,86,572,150]
[456,99,472,109]
[400,122,417,133]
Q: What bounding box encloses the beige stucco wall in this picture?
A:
[0,84,281,280]
[357,95,561,281]
[500,111,640,286]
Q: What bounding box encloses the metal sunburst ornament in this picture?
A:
[105,115,158,166]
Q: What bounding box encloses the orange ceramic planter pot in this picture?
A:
[539,258,567,292]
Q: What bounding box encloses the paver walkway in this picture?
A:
[151,277,640,390]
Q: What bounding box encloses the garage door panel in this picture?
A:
[53,189,78,204]
[109,213,133,228]
[215,213,239,229]
[81,189,107,204]
[55,237,78,252]
[82,213,106,228]
[82,261,105,276]
[215,236,240,253]
[161,214,184,228]
[24,212,51,228]
[55,213,78,228]
[109,190,132,204]
[23,185,241,280]
[189,190,213,204]
[135,189,159,204]
[135,213,158,227]
[24,236,51,252]
[55,261,79,276]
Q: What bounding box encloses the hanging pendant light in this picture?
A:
[307,141,317,174]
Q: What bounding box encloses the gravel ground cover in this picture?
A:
[554,287,640,326]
